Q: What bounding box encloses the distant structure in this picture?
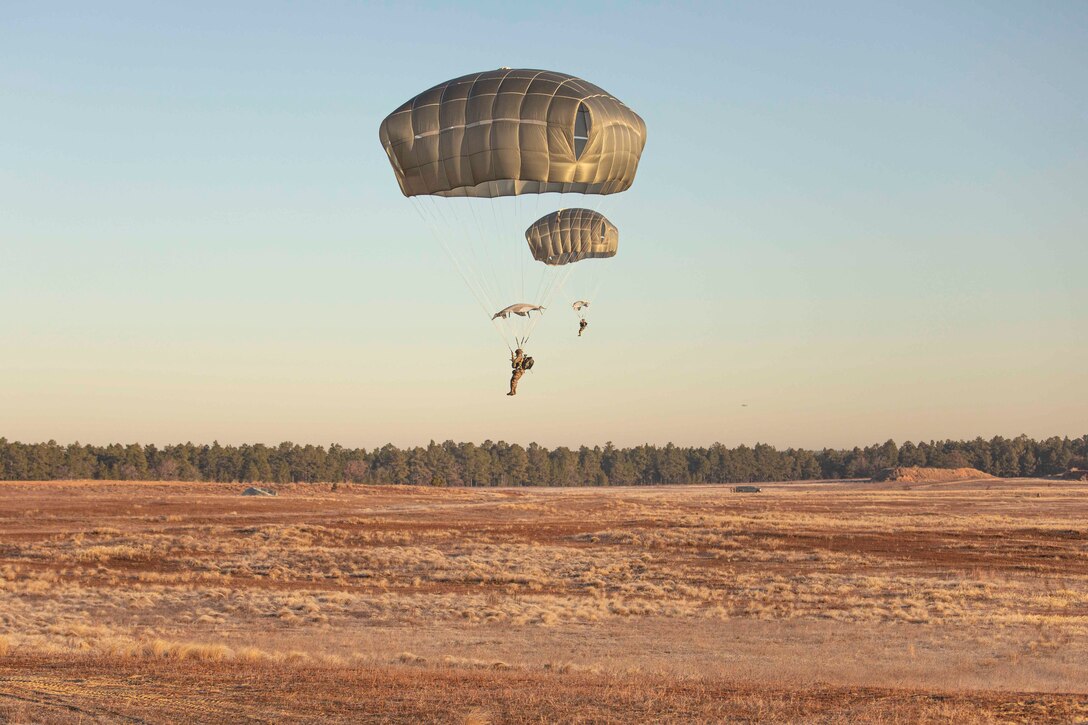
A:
[242,487,277,496]
[871,466,994,483]
[732,485,761,493]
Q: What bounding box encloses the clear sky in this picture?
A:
[2,1,1085,449]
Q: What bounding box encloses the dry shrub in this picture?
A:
[440,655,512,671]
[462,709,492,725]
[142,638,228,662]
[76,636,278,664]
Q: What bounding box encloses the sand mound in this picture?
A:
[871,466,995,483]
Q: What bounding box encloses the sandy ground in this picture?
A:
[0,479,1086,723]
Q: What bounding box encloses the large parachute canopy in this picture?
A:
[380,68,647,198]
[379,68,645,351]
[525,208,618,266]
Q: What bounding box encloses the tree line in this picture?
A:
[0,435,1084,485]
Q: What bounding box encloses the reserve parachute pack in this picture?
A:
[522,356,535,371]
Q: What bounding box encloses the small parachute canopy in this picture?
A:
[492,303,545,320]
[379,68,647,198]
[526,209,618,266]
[572,300,590,312]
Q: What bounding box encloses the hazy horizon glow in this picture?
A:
[2,2,1085,449]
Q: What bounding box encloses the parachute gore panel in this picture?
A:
[380,68,647,198]
[525,208,618,265]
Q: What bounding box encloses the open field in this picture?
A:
[1,479,1086,723]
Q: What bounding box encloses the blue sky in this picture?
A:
[2,1,1085,448]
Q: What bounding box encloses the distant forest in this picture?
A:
[0,435,1085,485]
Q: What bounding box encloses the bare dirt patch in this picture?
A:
[871,466,995,483]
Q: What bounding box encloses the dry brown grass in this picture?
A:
[0,478,1086,722]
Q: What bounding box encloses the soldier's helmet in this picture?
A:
[515,348,523,354]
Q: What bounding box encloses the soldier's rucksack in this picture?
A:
[522,356,534,371]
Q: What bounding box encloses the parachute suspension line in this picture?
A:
[491,190,541,351]
[531,193,543,305]
[495,318,514,355]
[517,192,526,303]
[437,197,503,324]
[496,192,510,307]
[419,197,491,313]
[548,265,570,309]
[485,186,505,298]
[462,198,503,313]
[448,198,498,309]
[520,261,575,346]
[416,190,618,354]
[504,193,519,307]
[436,193,538,353]
[411,198,493,320]
[586,193,612,301]
[486,196,510,308]
[508,204,520,309]
[591,188,612,217]
[456,201,486,305]
[522,265,572,346]
[590,265,607,304]
[413,198,511,353]
[473,191,513,318]
[552,264,577,311]
[587,196,611,299]
[530,263,551,315]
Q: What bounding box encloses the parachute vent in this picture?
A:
[574,103,591,159]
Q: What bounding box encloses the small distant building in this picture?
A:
[732,485,761,493]
[242,487,277,496]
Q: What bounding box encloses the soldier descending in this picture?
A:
[578,318,588,337]
[507,348,533,396]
